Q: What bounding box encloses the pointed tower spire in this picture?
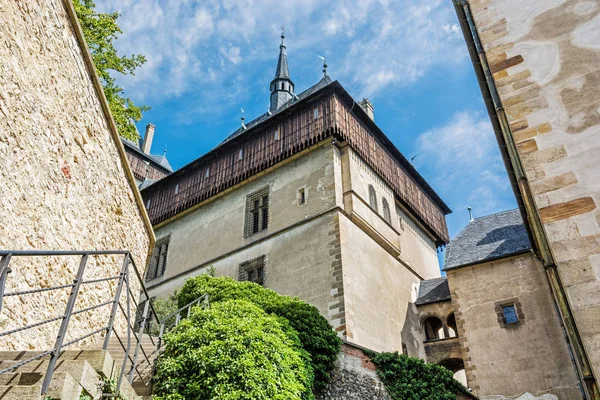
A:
[270,27,294,111]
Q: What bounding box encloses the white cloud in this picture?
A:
[415,111,515,218]
[97,0,466,106]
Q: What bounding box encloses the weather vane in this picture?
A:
[317,55,328,76]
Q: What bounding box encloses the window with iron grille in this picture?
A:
[382,198,392,224]
[368,185,378,212]
[239,256,266,286]
[145,236,170,282]
[244,186,270,237]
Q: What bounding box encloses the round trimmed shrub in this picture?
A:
[177,275,341,392]
[153,300,314,400]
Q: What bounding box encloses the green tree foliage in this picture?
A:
[73,0,149,141]
[177,275,342,392]
[153,300,314,400]
[367,351,471,400]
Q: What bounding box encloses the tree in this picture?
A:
[153,300,314,400]
[73,0,149,141]
[177,275,342,392]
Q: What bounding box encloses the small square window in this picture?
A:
[239,256,266,286]
[298,188,306,205]
[502,305,519,324]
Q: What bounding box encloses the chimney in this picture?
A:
[142,123,155,155]
[358,98,374,121]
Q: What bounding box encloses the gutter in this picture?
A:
[452,1,599,398]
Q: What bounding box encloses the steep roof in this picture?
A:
[415,277,451,305]
[444,209,532,271]
[121,137,173,173]
[217,75,332,148]
[273,36,290,80]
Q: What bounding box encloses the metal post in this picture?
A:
[175,312,181,326]
[103,255,129,350]
[41,254,89,396]
[0,254,13,314]
[129,299,150,383]
[115,271,132,397]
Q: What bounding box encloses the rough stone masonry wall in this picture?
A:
[467,0,600,379]
[0,0,151,350]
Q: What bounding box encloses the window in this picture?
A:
[402,343,408,356]
[382,198,391,224]
[495,299,524,328]
[502,305,519,324]
[368,185,378,212]
[244,186,270,237]
[238,149,244,160]
[298,188,306,205]
[314,108,319,120]
[146,236,170,282]
[205,168,210,178]
[239,256,266,286]
[274,129,280,141]
[174,184,179,194]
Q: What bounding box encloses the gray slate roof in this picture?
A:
[415,277,450,305]
[444,209,532,271]
[274,41,290,80]
[216,75,332,149]
[121,137,173,173]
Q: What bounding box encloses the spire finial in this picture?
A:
[163,145,167,157]
[280,26,285,46]
[317,55,328,76]
[241,108,247,130]
[468,206,474,221]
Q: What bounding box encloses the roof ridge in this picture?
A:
[472,208,520,221]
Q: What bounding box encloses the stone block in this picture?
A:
[530,172,577,195]
[540,196,596,223]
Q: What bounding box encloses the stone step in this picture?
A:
[0,359,99,398]
[0,350,142,400]
[0,372,82,400]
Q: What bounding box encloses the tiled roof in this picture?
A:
[415,277,451,305]
[121,137,173,173]
[216,75,333,148]
[443,209,532,271]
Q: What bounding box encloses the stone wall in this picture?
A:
[466,0,600,380]
[0,0,152,350]
[446,253,580,399]
[317,343,390,400]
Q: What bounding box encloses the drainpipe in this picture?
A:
[452,1,599,399]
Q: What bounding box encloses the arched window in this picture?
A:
[447,313,458,338]
[382,198,391,223]
[423,316,444,341]
[368,185,378,212]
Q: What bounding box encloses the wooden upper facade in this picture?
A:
[141,80,451,244]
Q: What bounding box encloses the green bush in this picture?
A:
[153,300,314,400]
[367,351,470,400]
[177,275,341,392]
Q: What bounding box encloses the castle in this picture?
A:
[1,0,599,399]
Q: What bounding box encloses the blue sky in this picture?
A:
[98,0,517,249]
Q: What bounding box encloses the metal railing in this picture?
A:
[0,250,178,397]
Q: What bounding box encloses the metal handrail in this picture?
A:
[0,250,161,398]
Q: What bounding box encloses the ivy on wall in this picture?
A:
[367,351,471,400]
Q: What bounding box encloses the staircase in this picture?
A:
[85,334,160,397]
[0,350,141,400]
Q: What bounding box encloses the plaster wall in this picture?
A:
[148,211,337,320]
[147,143,342,323]
[339,212,425,356]
[446,254,580,399]
[468,0,600,377]
[341,146,440,280]
[148,142,337,288]
[0,0,151,350]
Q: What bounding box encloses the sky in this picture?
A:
[97,0,517,258]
